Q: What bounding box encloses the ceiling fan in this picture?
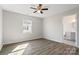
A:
[30,4,48,14]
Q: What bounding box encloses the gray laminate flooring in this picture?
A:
[0,38,79,55]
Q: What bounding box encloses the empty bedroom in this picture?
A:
[0,4,79,55]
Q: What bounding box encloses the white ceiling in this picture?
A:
[0,4,79,18]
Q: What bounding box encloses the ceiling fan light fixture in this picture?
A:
[37,10,40,13]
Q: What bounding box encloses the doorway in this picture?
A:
[63,14,77,46]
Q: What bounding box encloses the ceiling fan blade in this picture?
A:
[30,7,36,9]
[33,11,37,13]
[42,8,48,10]
[40,11,43,14]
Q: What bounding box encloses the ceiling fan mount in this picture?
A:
[30,4,48,14]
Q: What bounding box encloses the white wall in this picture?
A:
[43,15,63,43]
[0,7,3,50]
[43,7,79,46]
[3,10,43,44]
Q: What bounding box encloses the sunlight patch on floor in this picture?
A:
[8,43,29,55]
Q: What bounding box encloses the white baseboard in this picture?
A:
[44,37,63,43]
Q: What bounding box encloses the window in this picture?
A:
[23,20,32,33]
